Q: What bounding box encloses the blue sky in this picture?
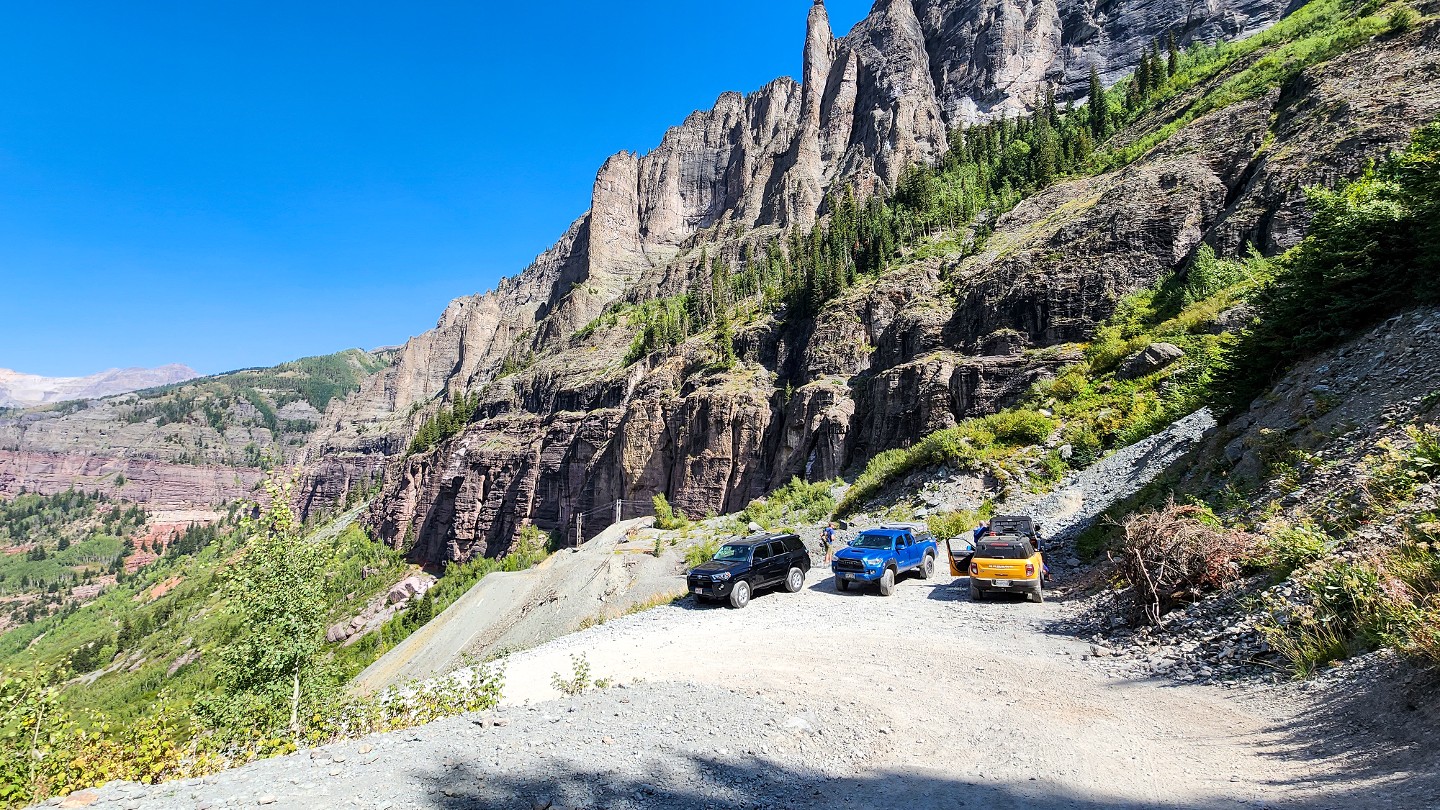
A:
[0,1,872,377]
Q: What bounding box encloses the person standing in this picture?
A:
[971,519,991,545]
[822,522,839,564]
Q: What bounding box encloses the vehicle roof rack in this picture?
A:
[876,522,925,532]
[988,515,1037,537]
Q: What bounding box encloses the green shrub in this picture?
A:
[652,494,690,531]
[1061,422,1103,469]
[928,510,981,541]
[983,410,1057,445]
[735,478,836,530]
[1047,369,1089,402]
[1251,522,1331,576]
[1408,424,1440,479]
[1388,4,1420,34]
[1261,558,1394,677]
[1262,616,1353,678]
[683,538,721,569]
[550,654,603,697]
[1156,245,1262,314]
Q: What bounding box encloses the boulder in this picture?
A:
[1118,343,1186,380]
[386,575,434,606]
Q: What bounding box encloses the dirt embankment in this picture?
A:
[352,518,684,695]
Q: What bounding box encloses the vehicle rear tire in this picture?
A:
[878,568,896,597]
[970,581,985,601]
[728,580,751,609]
[919,554,935,580]
[784,566,805,593]
[1031,581,1045,604]
[836,577,850,592]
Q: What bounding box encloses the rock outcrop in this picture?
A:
[1119,343,1187,380]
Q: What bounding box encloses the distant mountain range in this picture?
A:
[0,364,198,408]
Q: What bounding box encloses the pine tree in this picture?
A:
[1134,47,1146,98]
[1167,32,1180,77]
[713,310,737,370]
[1088,66,1107,139]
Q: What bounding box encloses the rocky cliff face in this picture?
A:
[10,0,1417,564]
[317,0,1349,564]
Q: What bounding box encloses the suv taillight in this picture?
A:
[969,562,978,576]
[1026,562,1036,577]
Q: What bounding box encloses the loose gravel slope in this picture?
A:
[52,565,1429,810]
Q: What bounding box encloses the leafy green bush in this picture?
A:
[927,510,983,542]
[549,653,610,696]
[1261,558,1389,677]
[1251,522,1332,576]
[1407,424,1440,479]
[1388,4,1420,34]
[652,494,690,530]
[683,537,721,569]
[984,410,1058,445]
[734,478,836,531]
[1161,245,1258,312]
[0,660,503,808]
[1047,368,1089,402]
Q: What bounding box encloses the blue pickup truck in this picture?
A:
[830,524,938,596]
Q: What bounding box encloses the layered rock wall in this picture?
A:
[328,0,1349,564]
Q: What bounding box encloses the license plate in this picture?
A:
[844,574,856,580]
[995,580,1012,587]
[692,587,703,594]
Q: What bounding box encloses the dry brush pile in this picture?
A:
[1111,502,1254,625]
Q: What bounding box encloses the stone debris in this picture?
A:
[325,573,436,645]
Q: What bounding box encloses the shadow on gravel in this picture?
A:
[808,576,864,596]
[808,572,939,598]
[1256,663,1440,806]
[414,758,1298,810]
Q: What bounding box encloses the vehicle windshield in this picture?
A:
[977,539,1032,560]
[851,534,896,550]
[713,544,751,562]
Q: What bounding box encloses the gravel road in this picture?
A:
[52,562,1416,810]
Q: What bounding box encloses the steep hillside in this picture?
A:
[0,350,393,510]
[341,0,1440,569]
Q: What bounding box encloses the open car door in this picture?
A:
[946,537,975,577]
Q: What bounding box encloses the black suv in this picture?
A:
[686,533,811,609]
